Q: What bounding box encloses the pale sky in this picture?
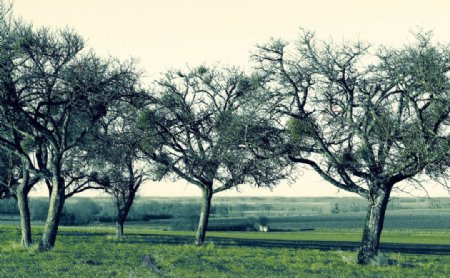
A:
[13,0,450,198]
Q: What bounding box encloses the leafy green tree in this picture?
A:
[253,30,449,264]
[138,65,289,245]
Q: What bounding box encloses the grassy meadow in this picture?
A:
[2,197,450,277]
[1,225,450,277]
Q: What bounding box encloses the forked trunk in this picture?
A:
[357,188,391,265]
[40,176,65,251]
[16,184,32,247]
[115,191,135,238]
[195,188,213,245]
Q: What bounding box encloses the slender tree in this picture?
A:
[87,104,148,238]
[138,65,289,245]
[253,30,449,264]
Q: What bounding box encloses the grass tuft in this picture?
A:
[337,249,358,265]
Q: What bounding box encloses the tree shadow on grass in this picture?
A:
[59,231,450,255]
[120,233,450,255]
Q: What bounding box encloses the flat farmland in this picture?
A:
[115,208,450,231]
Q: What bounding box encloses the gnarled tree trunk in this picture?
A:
[195,187,213,245]
[40,176,65,251]
[357,187,392,264]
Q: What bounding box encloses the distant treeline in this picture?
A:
[1,197,449,227]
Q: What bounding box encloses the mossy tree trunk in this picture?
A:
[195,187,213,245]
[357,186,392,265]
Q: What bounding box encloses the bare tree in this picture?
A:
[253,30,449,264]
[0,109,42,247]
[100,157,146,238]
[0,124,43,247]
[0,17,142,250]
[0,13,43,246]
[138,65,289,245]
[86,103,148,238]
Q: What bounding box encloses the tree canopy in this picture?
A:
[138,65,290,244]
[253,30,449,264]
[0,13,143,249]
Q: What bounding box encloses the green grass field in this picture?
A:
[105,228,450,245]
[1,225,450,277]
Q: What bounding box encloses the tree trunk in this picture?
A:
[195,188,213,245]
[16,184,32,247]
[115,190,135,238]
[116,217,125,238]
[357,187,391,265]
[40,176,65,251]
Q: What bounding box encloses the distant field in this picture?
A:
[1,225,450,277]
[96,226,450,247]
[80,208,450,231]
[2,198,450,233]
[4,197,449,234]
[122,196,450,232]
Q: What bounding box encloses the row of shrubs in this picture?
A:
[0,197,205,226]
[56,198,180,226]
[0,196,358,222]
[0,197,272,231]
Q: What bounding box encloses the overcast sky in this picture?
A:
[13,0,450,197]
